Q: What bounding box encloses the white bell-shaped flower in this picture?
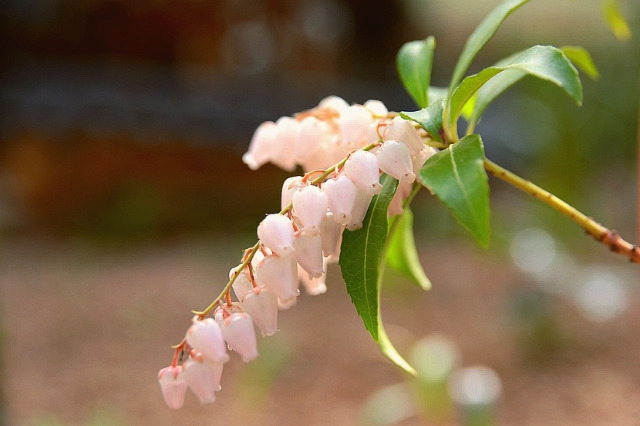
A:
[292,185,328,236]
[364,99,389,117]
[230,266,253,302]
[271,116,299,172]
[318,95,349,113]
[221,312,259,362]
[158,365,188,410]
[377,140,416,184]
[323,174,357,226]
[347,188,374,231]
[242,121,277,170]
[296,116,329,164]
[344,150,381,195]
[320,212,343,259]
[413,146,439,173]
[281,176,304,210]
[298,259,329,295]
[257,214,295,256]
[255,254,299,303]
[183,356,223,404]
[241,287,278,336]
[339,105,373,147]
[383,116,424,156]
[186,318,229,364]
[388,180,413,217]
[293,233,324,279]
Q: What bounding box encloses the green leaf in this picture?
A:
[603,0,631,41]
[449,0,530,94]
[386,207,431,291]
[418,135,490,247]
[400,98,445,143]
[428,86,448,105]
[397,37,436,108]
[340,175,399,341]
[449,45,583,135]
[561,46,600,80]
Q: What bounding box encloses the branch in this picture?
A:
[484,157,639,263]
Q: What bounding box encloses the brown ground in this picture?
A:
[2,239,639,425]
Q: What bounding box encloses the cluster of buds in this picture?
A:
[159,97,438,409]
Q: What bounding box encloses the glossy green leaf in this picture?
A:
[340,175,399,341]
[449,45,583,134]
[428,86,448,105]
[603,0,631,41]
[397,37,436,108]
[448,0,530,94]
[561,46,600,80]
[418,135,490,247]
[400,98,445,143]
[386,207,431,291]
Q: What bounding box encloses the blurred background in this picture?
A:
[0,0,638,425]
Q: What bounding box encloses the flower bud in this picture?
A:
[323,174,357,226]
[257,214,295,256]
[292,185,329,236]
[377,140,416,184]
[241,287,278,336]
[344,150,381,195]
[293,233,324,279]
[242,121,277,170]
[183,356,223,404]
[186,318,229,364]
[221,312,259,362]
[158,366,188,410]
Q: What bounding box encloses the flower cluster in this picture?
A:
[159,97,437,409]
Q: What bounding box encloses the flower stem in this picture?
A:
[484,157,640,263]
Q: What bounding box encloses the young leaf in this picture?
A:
[449,45,583,135]
[340,175,399,341]
[397,37,436,108]
[448,0,530,94]
[603,0,631,41]
[400,98,445,143]
[386,207,432,291]
[418,135,490,247]
[561,46,600,80]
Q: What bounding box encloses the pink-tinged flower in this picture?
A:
[298,261,328,295]
[255,254,299,303]
[242,121,277,170]
[221,312,259,362]
[318,95,349,113]
[281,176,304,210]
[377,140,416,184]
[323,174,357,226]
[383,116,424,156]
[388,180,413,217]
[347,188,374,231]
[241,287,278,337]
[183,356,223,404]
[320,212,343,260]
[158,365,188,410]
[186,318,229,364]
[339,105,373,147]
[293,233,324,279]
[271,116,299,172]
[344,150,381,195]
[364,99,389,117]
[412,146,439,173]
[295,116,329,164]
[230,266,253,302]
[292,185,329,236]
[257,214,295,256]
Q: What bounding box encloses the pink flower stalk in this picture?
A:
[255,254,299,303]
[158,366,188,410]
[241,287,278,336]
[242,121,277,170]
[377,140,416,184]
[293,233,324,279]
[186,318,230,364]
[183,355,223,404]
[344,150,382,195]
[257,214,295,256]
[323,174,357,226]
[292,185,329,236]
[221,312,259,362]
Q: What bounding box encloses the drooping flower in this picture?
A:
[344,150,382,195]
[376,140,416,184]
[186,318,229,364]
[221,312,259,362]
[323,174,357,226]
[158,366,188,410]
[241,286,279,337]
[292,185,329,236]
[257,214,295,256]
[182,355,223,404]
[293,233,324,279]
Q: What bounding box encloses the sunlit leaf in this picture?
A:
[603,0,631,41]
[561,46,600,80]
[397,37,436,108]
[449,0,530,94]
[418,135,490,247]
[400,98,444,143]
[386,207,431,291]
[450,45,583,135]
